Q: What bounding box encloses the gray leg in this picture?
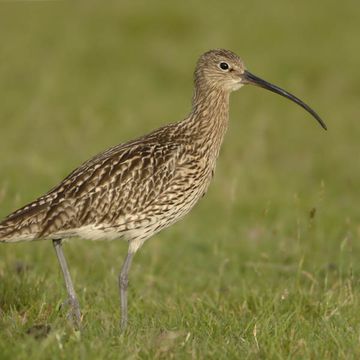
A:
[53,239,81,326]
[119,251,134,330]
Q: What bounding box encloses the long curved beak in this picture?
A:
[242,70,327,130]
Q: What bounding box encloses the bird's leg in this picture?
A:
[52,239,81,327]
[118,251,134,331]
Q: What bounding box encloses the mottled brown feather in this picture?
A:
[0,49,245,253]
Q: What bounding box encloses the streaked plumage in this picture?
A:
[0,99,227,252]
[0,49,326,329]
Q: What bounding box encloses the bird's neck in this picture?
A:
[185,87,230,158]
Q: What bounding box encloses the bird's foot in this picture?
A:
[60,296,82,328]
[120,315,128,332]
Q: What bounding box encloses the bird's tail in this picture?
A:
[1,225,20,242]
[0,223,38,243]
[0,202,46,243]
[0,225,15,242]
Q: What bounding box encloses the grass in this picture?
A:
[0,0,359,358]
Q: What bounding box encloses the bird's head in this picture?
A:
[194,49,327,130]
[195,49,247,92]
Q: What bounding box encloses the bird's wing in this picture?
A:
[0,138,183,241]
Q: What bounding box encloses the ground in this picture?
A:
[0,0,359,358]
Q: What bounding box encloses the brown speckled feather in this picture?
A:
[0,50,242,254]
[0,99,226,253]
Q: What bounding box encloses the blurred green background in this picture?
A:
[0,0,359,358]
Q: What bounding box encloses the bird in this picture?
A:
[0,49,327,330]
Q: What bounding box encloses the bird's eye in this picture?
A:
[219,62,229,71]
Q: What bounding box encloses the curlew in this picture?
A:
[0,49,326,330]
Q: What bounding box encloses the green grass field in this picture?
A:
[0,0,359,358]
